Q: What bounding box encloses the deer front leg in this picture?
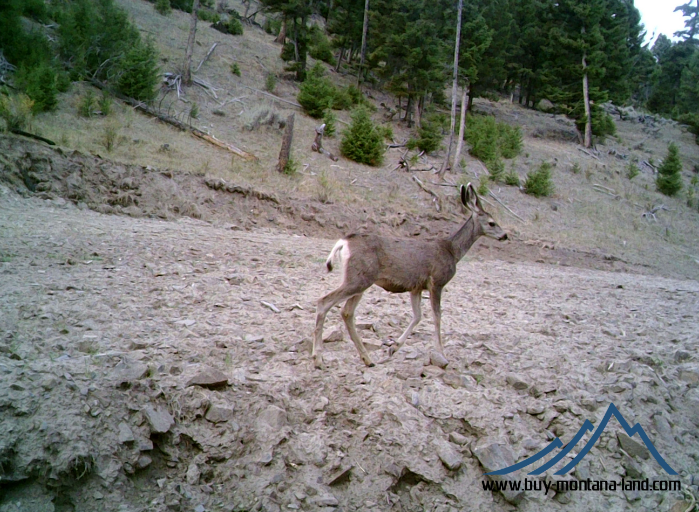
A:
[429,285,446,360]
[389,290,422,356]
[341,293,374,367]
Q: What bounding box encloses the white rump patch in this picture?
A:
[326,239,350,274]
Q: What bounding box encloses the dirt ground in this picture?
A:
[1,157,699,511]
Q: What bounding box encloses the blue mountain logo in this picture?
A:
[486,403,677,476]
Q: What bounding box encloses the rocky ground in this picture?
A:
[1,168,699,511]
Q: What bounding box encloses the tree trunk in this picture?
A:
[582,52,592,148]
[414,96,421,128]
[275,19,287,44]
[405,95,412,125]
[358,0,370,86]
[335,47,344,72]
[453,84,469,173]
[440,0,463,177]
[276,114,295,173]
[182,0,200,86]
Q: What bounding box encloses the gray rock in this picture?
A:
[143,405,174,434]
[310,495,339,507]
[436,443,463,471]
[617,432,650,460]
[256,405,287,430]
[686,389,699,427]
[115,362,149,385]
[138,437,154,451]
[506,374,530,391]
[679,367,699,384]
[186,462,201,485]
[430,351,449,369]
[472,440,525,505]
[136,455,152,470]
[449,432,469,446]
[323,329,344,343]
[259,451,274,465]
[186,368,229,388]
[622,453,644,479]
[244,333,265,343]
[118,422,135,443]
[326,464,353,486]
[527,404,545,415]
[623,487,641,502]
[674,350,692,362]
[205,404,234,423]
[574,460,591,481]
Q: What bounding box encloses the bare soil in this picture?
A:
[1,137,699,512]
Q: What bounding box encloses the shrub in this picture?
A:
[499,123,523,159]
[297,63,335,119]
[230,63,241,76]
[264,17,282,36]
[656,143,683,196]
[375,124,393,141]
[340,107,384,166]
[79,90,97,117]
[524,162,554,197]
[198,9,220,22]
[15,63,59,113]
[189,102,199,119]
[0,93,34,132]
[322,110,336,137]
[227,17,243,35]
[627,163,639,180]
[677,113,699,144]
[282,157,298,175]
[477,179,489,196]
[487,159,505,183]
[465,114,523,164]
[265,73,277,93]
[465,115,500,163]
[155,0,172,15]
[504,169,520,187]
[115,39,160,101]
[414,118,443,154]
[575,107,617,140]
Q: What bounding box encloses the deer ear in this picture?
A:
[463,183,478,210]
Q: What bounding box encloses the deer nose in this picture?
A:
[500,233,508,240]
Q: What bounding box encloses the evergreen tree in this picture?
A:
[656,143,684,196]
[674,0,699,43]
[340,107,384,165]
[297,63,335,118]
[116,39,160,102]
[260,0,315,80]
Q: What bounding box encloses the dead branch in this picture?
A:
[91,79,256,161]
[642,204,670,221]
[10,129,56,146]
[244,86,303,109]
[488,190,525,223]
[195,42,219,72]
[412,175,441,211]
[311,124,339,161]
[641,160,656,172]
[577,147,600,160]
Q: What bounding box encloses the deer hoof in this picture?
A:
[388,346,398,357]
[313,356,325,370]
[363,358,375,367]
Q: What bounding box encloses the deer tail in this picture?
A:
[325,239,346,272]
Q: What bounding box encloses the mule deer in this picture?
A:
[312,184,507,368]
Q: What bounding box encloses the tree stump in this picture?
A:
[276,114,295,173]
[311,124,339,161]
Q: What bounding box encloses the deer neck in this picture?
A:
[447,212,482,261]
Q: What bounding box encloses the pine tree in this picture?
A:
[340,107,384,165]
[116,39,160,102]
[297,63,335,118]
[656,143,684,196]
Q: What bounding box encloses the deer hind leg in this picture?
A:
[389,290,422,356]
[340,292,374,367]
[429,285,446,359]
[313,287,358,369]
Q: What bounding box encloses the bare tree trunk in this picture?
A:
[335,47,344,72]
[358,0,369,86]
[182,0,200,86]
[453,84,469,173]
[582,52,592,148]
[413,96,421,129]
[440,0,463,177]
[276,114,295,173]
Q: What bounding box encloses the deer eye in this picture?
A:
[489,221,496,227]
